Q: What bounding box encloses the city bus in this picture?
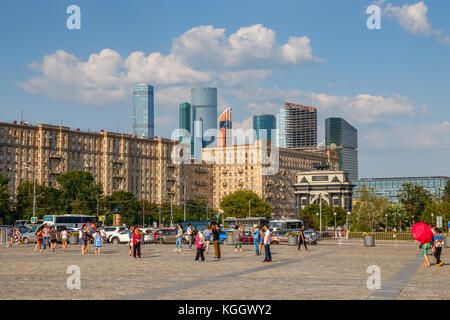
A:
[43,214,98,229]
[269,219,304,232]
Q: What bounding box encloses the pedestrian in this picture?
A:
[127,226,134,256]
[132,226,142,258]
[7,225,14,248]
[420,241,432,267]
[14,227,23,245]
[258,225,263,255]
[174,224,183,252]
[194,230,205,262]
[94,230,103,255]
[42,224,50,250]
[190,227,197,251]
[263,224,272,263]
[35,227,43,252]
[432,228,444,267]
[187,224,193,250]
[298,224,307,251]
[60,227,69,253]
[252,225,261,256]
[81,225,89,254]
[233,225,242,252]
[203,225,211,255]
[49,226,58,252]
[212,223,221,261]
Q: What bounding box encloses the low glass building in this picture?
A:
[354,176,449,202]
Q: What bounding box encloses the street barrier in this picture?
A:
[314,231,418,247]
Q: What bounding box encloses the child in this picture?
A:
[35,228,43,252]
[94,230,103,255]
[432,228,444,267]
[194,230,205,262]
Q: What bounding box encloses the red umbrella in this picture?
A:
[411,222,433,244]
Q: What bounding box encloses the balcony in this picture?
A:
[50,154,61,159]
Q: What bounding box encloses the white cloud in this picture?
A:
[385,1,433,35]
[232,87,420,124]
[20,24,321,105]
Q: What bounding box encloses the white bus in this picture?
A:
[269,219,303,233]
[43,214,98,229]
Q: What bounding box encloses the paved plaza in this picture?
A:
[0,242,448,300]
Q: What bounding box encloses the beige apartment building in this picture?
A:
[0,121,213,206]
[202,140,339,218]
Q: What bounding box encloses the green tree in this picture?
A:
[104,190,142,225]
[299,203,346,230]
[397,183,432,225]
[15,182,64,220]
[57,170,103,215]
[220,189,272,218]
[384,203,409,231]
[0,173,10,224]
[351,186,390,231]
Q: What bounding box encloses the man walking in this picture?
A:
[298,225,307,251]
[7,225,14,248]
[263,225,272,263]
[42,224,50,250]
[252,225,260,256]
[212,223,221,261]
[187,224,193,250]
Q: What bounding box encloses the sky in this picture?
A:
[0,0,449,178]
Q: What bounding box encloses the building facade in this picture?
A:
[0,121,213,207]
[284,102,317,150]
[294,170,355,215]
[325,117,358,181]
[191,87,218,158]
[354,176,449,203]
[218,107,232,147]
[132,83,154,139]
[276,108,287,148]
[253,114,276,141]
[202,140,339,218]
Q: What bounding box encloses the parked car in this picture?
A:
[270,231,317,246]
[219,230,232,244]
[153,228,175,243]
[103,226,126,242]
[154,229,188,244]
[110,228,152,245]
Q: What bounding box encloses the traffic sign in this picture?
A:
[31,217,36,224]
[216,214,220,219]
[436,216,442,228]
[98,215,105,221]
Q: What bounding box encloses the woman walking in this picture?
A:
[35,227,43,252]
[233,225,243,252]
[174,224,183,252]
[298,225,308,251]
[194,230,205,262]
[127,226,134,256]
[258,225,263,255]
[49,226,58,252]
[81,225,89,254]
[132,226,142,258]
[252,225,260,256]
[432,228,444,267]
[60,227,69,253]
[203,225,211,255]
[420,241,432,267]
[94,230,103,255]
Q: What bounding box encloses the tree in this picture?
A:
[351,186,390,232]
[299,203,346,230]
[397,183,432,225]
[384,203,409,231]
[57,171,103,215]
[0,173,10,224]
[220,190,272,218]
[104,190,141,225]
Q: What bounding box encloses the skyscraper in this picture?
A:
[325,117,358,181]
[279,102,317,150]
[276,109,287,148]
[132,83,154,138]
[253,114,276,141]
[191,88,217,158]
[218,107,232,147]
[179,102,191,133]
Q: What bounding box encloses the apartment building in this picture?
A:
[0,121,212,206]
[202,140,339,218]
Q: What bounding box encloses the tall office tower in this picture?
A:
[253,114,276,141]
[325,117,358,181]
[191,88,217,158]
[284,102,317,150]
[179,102,191,133]
[218,107,232,147]
[132,83,154,138]
[276,109,287,148]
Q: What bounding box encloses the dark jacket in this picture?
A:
[212,228,220,241]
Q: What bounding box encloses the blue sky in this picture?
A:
[0,0,449,178]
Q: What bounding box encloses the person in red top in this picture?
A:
[132,226,142,258]
[194,230,205,262]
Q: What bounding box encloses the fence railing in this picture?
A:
[314,231,418,247]
[0,229,7,245]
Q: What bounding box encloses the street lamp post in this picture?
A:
[385,214,388,232]
[319,194,322,234]
[431,213,434,226]
[346,211,351,231]
[334,211,337,237]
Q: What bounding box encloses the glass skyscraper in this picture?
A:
[276,109,287,148]
[253,114,276,141]
[191,88,217,158]
[132,83,154,139]
[325,117,358,181]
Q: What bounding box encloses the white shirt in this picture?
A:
[187,227,192,235]
[61,230,68,239]
[264,230,270,245]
